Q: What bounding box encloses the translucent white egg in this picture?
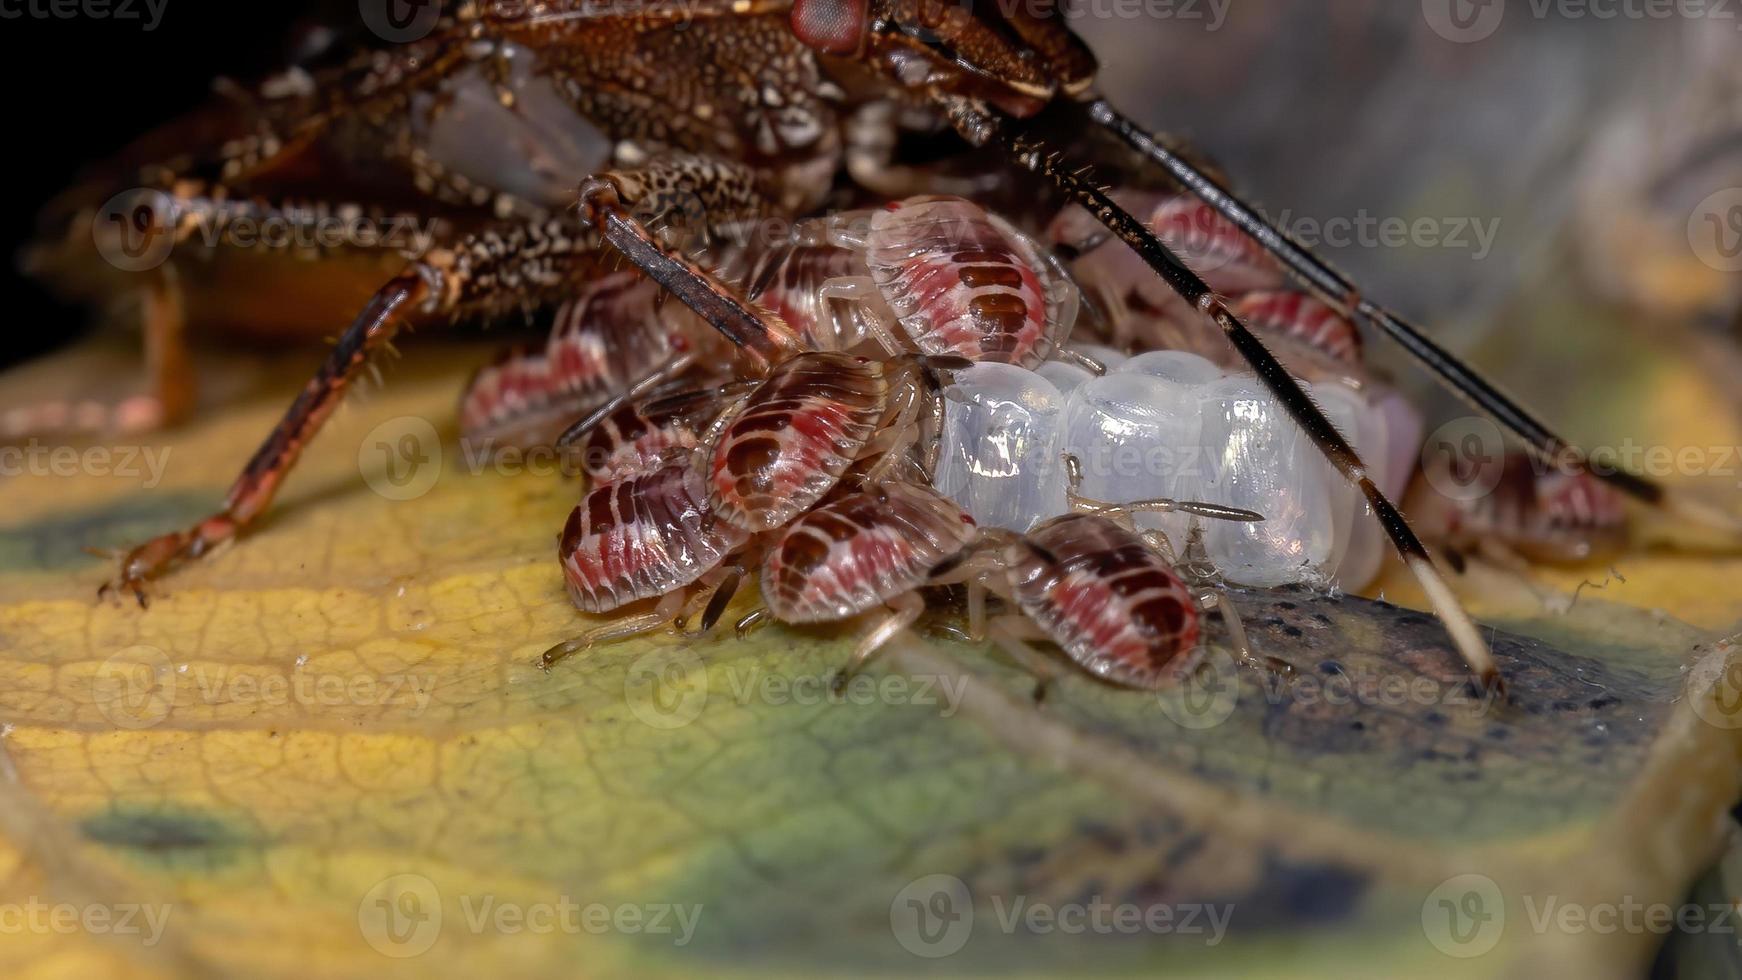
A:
[939,352,1407,590]
[1035,359,1096,396]
[935,364,1068,532]
[1374,386,1425,502]
[1058,371,1211,545]
[1120,350,1225,386]
[1313,380,1382,590]
[1336,383,1426,591]
[1197,376,1336,587]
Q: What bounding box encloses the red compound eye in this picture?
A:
[791,0,868,56]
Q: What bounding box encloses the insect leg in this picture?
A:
[698,566,744,633]
[578,154,799,368]
[541,590,691,672]
[1,271,189,440]
[987,615,1063,704]
[857,365,930,485]
[1061,454,1264,527]
[554,352,704,450]
[844,102,1002,199]
[24,182,443,438]
[946,101,1499,689]
[1086,100,1737,533]
[734,608,771,639]
[828,591,926,695]
[100,217,606,603]
[140,269,195,428]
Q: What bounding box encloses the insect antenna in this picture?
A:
[1084,99,1741,536]
[700,568,742,632]
[941,98,1501,689]
[553,351,700,449]
[587,201,796,368]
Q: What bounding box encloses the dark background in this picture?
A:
[0,2,305,369]
[3,2,1736,393]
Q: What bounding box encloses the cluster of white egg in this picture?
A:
[933,346,1422,590]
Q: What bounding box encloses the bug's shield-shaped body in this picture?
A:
[576,402,702,485]
[1408,452,1630,564]
[1050,191,1285,301]
[708,352,888,532]
[560,459,748,614]
[742,241,872,352]
[1230,291,1364,367]
[865,196,1070,367]
[1009,513,1202,689]
[459,271,686,450]
[762,482,976,622]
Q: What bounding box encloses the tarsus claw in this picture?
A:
[91,513,241,610]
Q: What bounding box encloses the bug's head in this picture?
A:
[791,0,1097,117]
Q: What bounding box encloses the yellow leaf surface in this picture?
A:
[1,337,1739,978]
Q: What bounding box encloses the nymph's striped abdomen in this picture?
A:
[460,270,676,448]
[1009,514,1201,689]
[762,483,976,622]
[575,402,700,485]
[865,196,1064,367]
[708,352,888,532]
[560,460,748,613]
[1231,291,1363,365]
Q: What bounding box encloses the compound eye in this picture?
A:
[791,0,869,56]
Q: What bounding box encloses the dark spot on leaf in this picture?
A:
[0,492,216,573]
[81,807,239,857]
[1239,856,1368,927]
